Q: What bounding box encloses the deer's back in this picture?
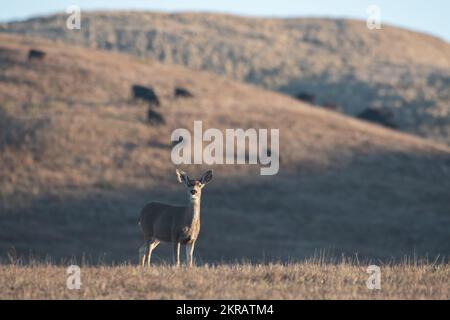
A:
[139,202,187,242]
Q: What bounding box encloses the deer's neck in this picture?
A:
[188,198,201,225]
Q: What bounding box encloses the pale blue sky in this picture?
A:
[1,0,449,41]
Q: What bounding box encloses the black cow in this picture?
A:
[295,92,316,104]
[357,108,397,129]
[132,85,160,106]
[147,109,165,126]
[174,87,194,98]
[28,49,46,61]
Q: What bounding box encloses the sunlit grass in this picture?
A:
[1,260,448,299]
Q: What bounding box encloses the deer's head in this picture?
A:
[176,169,213,202]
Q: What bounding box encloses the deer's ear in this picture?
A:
[200,170,213,185]
[176,169,189,184]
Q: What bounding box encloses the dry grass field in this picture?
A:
[0,14,449,301]
[1,261,448,299]
[0,33,449,264]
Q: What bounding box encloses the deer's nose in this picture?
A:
[190,190,197,195]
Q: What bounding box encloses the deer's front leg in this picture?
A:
[173,242,180,267]
[186,242,195,267]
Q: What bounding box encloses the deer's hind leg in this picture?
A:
[140,239,151,267]
[146,239,160,267]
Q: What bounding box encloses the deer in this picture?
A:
[138,169,213,267]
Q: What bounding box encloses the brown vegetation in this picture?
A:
[0,33,449,265]
[0,261,448,299]
[3,12,450,144]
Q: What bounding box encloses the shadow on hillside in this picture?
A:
[278,72,407,114]
[1,149,449,265]
[277,70,449,139]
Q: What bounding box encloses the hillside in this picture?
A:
[0,33,449,263]
[2,12,450,144]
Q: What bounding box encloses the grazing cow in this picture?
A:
[132,85,160,106]
[295,92,316,104]
[28,49,46,61]
[174,87,194,98]
[147,109,165,126]
[357,108,397,129]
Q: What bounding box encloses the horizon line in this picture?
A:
[1,9,448,43]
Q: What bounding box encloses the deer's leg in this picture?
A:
[147,240,160,267]
[140,244,147,267]
[173,242,181,267]
[186,242,195,267]
[141,240,152,267]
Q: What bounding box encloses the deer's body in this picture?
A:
[139,170,212,267]
[139,202,200,244]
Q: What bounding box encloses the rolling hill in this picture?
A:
[2,12,450,145]
[0,33,449,264]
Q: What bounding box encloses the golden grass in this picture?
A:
[1,262,448,299]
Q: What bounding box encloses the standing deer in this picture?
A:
[138,169,213,267]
